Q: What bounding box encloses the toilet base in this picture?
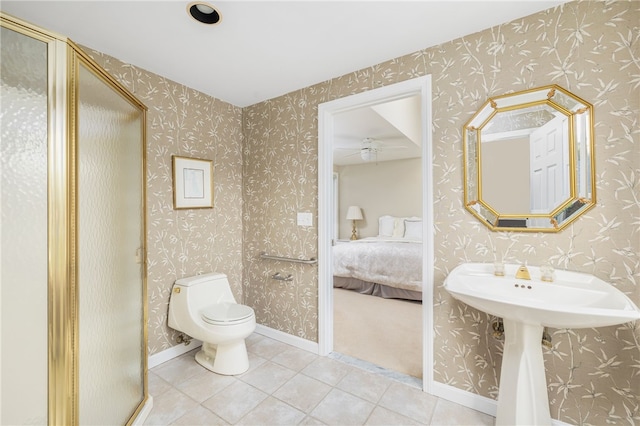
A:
[195,341,249,375]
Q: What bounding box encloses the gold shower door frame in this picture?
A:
[0,13,148,426]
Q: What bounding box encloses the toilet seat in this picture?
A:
[201,303,254,326]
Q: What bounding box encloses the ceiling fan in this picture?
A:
[334,137,407,162]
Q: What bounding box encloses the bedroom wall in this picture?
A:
[242,2,640,424]
[84,49,244,355]
[337,158,422,239]
[481,137,529,212]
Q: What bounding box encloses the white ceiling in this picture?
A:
[333,95,421,166]
[1,1,566,108]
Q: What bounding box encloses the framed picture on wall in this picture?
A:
[172,155,214,209]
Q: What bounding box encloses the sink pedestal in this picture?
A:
[445,263,640,426]
[496,319,551,426]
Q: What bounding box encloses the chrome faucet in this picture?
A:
[515,264,531,280]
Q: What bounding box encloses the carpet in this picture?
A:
[333,288,423,379]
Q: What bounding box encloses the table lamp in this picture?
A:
[346,206,363,240]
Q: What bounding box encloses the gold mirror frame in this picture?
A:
[463,85,595,232]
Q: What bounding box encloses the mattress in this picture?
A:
[332,237,423,298]
[333,276,422,301]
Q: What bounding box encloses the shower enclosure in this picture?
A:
[0,13,148,425]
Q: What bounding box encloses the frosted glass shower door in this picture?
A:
[77,61,145,425]
[0,26,49,426]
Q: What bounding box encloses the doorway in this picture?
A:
[318,76,434,392]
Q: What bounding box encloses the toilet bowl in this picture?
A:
[168,273,256,375]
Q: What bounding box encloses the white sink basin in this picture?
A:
[444,262,640,426]
[445,262,640,329]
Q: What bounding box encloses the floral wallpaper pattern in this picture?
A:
[83,1,638,424]
[243,2,639,425]
[84,49,244,355]
[242,98,320,338]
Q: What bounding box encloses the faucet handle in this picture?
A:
[515,264,531,280]
[540,264,555,282]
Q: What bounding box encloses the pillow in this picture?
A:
[392,217,405,238]
[378,215,395,237]
[404,219,422,240]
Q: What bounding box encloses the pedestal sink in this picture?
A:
[444,262,640,426]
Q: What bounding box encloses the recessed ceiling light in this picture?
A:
[187,2,221,25]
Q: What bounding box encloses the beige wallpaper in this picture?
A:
[242,96,319,338]
[337,158,422,239]
[79,1,639,424]
[84,49,244,355]
[243,2,639,425]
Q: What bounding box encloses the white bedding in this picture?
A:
[332,237,423,293]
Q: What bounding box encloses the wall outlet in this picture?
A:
[297,212,313,227]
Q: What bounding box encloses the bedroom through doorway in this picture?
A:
[331,94,423,379]
[318,76,434,392]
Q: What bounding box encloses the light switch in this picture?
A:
[297,212,313,227]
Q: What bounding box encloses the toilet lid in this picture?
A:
[201,303,254,325]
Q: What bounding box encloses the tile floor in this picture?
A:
[144,333,495,425]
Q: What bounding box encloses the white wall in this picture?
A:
[337,158,421,239]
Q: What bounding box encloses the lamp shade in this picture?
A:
[346,206,363,221]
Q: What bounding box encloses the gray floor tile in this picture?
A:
[378,382,438,424]
[271,345,319,371]
[175,369,237,403]
[237,396,306,425]
[365,406,421,425]
[301,356,353,386]
[202,380,268,424]
[170,405,228,425]
[273,373,332,413]
[143,387,198,426]
[336,368,393,403]
[141,333,495,426]
[429,398,495,425]
[310,388,375,425]
[245,332,265,348]
[299,416,327,425]
[247,336,291,359]
[238,361,296,394]
[152,350,205,386]
[148,371,174,398]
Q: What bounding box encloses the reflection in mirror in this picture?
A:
[463,85,595,232]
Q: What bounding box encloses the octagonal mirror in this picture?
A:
[463,85,595,232]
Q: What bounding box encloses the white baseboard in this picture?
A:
[148,340,202,369]
[430,381,571,426]
[431,381,497,416]
[147,325,317,369]
[254,324,319,354]
[131,396,153,425]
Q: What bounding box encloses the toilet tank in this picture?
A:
[170,273,237,322]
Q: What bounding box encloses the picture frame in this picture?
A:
[172,155,214,209]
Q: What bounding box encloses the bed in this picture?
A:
[333,215,423,301]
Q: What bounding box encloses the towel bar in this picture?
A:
[260,252,317,264]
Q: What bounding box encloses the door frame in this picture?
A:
[317,75,434,392]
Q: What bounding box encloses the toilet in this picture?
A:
[168,273,256,375]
